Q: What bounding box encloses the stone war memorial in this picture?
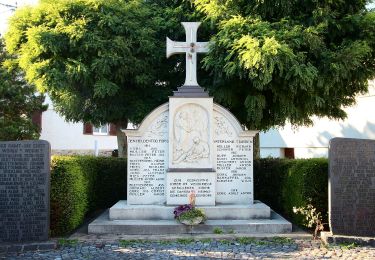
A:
[322,138,375,245]
[0,140,50,243]
[89,22,292,234]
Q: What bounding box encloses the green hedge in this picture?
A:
[50,156,327,235]
[253,158,292,213]
[254,158,328,228]
[50,156,126,236]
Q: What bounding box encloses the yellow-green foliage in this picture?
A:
[194,0,375,131]
[50,156,126,236]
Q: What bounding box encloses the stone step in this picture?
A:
[109,200,271,220]
[88,211,292,235]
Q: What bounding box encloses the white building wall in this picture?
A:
[39,81,375,158]
[260,148,284,158]
[260,80,375,158]
[40,96,117,155]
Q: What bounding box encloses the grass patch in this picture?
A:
[253,240,270,245]
[176,238,195,244]
[213,227,223,234]
[236,237,257,245]
[156,240,173,245]
[199,238,212,244]
[227,228,235,234]
[236,237,294,245]
[269,237,293,245]
[119,239,143,247]
[58,238,78,247]
[339,242,358,250]
[218,239,232,245]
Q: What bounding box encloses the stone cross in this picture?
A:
[167,22,208,87]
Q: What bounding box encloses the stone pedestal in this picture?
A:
[109,201,271,220]
[88,200,292,235]
[167,97,216,205]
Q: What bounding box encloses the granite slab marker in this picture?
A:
[0,140,50,242]
[329,138,375,237]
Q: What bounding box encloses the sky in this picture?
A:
[0,0,38,35]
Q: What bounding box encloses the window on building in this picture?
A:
[284,148,295,159]
[83,123,117,136]
[93,124,109,135]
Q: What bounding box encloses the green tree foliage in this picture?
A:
[194,0,375,130]
[5,0,177,156]
[0,37,46,141]
[6,0,169,125]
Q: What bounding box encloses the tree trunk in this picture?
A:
[253,132,260,159]
[115,120,128,158]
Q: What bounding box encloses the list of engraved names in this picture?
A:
[127,138,167,202]
[0,141,50,242]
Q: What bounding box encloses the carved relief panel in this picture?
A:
[169,98,214,169]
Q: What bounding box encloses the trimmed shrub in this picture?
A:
[254,158,328,229]
[50,156,126,236]
[50,157,88,236]
[281,158,328,227]
[253,158,292,213]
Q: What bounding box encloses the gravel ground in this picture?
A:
[2,238,375,259]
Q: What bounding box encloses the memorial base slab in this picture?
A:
[109,200,270,220]
[88,200,292,235]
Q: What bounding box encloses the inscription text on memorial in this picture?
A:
[0,140,50,242]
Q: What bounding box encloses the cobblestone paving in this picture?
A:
[3,238,375,259]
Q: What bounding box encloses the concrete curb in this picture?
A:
[68,232,313,243]
[0,241,57,255]
[321,231,375,246]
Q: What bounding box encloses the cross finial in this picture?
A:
[167,22,208,88]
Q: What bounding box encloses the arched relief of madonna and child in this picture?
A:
[172,103,210,167]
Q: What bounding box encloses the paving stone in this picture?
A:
[3,239,375,259]
[7,245,23,253]
[23,244,38,251]
[38,242,56,251]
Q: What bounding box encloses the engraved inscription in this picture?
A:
[215,139,253,203]
[329,138,375,237]
[213,111,253,204]
[169,178,213,198]
[0,140,50,242]
[167,172,216,205]
[127,112,168,205]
